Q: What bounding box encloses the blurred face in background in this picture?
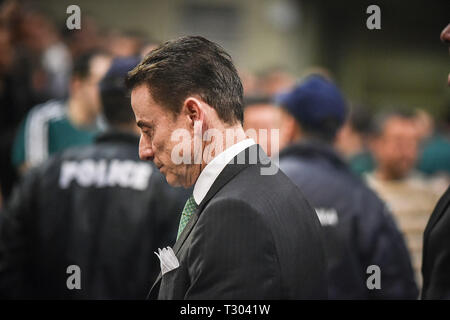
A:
[371,116,420,180]
[140,43,159,58]
[68,16,103,58]
[335,121,364,158]
[108,32,143,57]
[244,103,281,156]
[413,109,434,142]
[19,11,56,53]
[73,54,111,119]
[239,70,259,96]
[277,108,302,152]
[259,69,295,96]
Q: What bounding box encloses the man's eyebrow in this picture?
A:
[137,120,153,129]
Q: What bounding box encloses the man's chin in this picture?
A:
[164,174,180,187]
[164,173,189,189]
[447,73,450,86]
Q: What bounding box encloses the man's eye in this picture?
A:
[142,129,153,138]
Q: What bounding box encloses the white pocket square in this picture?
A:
[154,246,180,275]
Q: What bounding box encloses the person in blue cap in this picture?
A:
[276,74,419,299]
[0,57,189,299]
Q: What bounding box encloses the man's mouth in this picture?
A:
[154,161,163,170]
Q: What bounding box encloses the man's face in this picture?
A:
[131,84,199,187]
[372,116,420,179]
[441,23,450,86]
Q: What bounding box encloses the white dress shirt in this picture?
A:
[192,138,256,205]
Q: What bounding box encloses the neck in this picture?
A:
[184,122,247,189]
[68,98,95,127]
[201,124,247,167]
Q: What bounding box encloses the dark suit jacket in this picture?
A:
[422,185,450,299]
[148,144,328,300]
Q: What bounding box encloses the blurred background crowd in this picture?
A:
[0,0,449,299]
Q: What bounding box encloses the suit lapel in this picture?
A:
[147,210,200,299]
[424,185,450,239]
[173,211,200,255]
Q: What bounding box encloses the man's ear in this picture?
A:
[183,97,205,125]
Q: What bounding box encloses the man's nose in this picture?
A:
[441,23,450,44]
[139,136,154,161]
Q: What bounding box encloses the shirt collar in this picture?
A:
[193,138,256,205]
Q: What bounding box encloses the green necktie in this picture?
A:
[176,195,198,240]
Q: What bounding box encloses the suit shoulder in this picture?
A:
[195,196,276,254]
[203,196,260,218]
[200,196,272,232]
[220,163,309,206]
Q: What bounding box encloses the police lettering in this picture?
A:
[59,159,152,190]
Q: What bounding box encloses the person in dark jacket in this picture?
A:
[0,57,188,299]
[421,23,450,300]
[271,75,418,299]
[422,185,450,299]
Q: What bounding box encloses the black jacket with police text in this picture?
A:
[0,131,188,299]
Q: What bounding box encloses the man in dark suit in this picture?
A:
[126,36,327,299]
[422,185,450,299]
[421,23,450,300]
